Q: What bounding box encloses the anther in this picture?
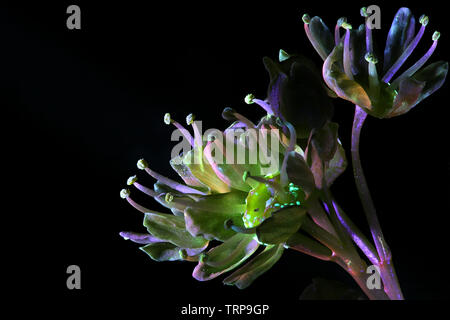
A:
[186,113,195,126]
[341,22,352,30]
[165,193,174,203]
[302,13,311,24]
[120,188,130,199]
[127,175,138,185]
[245,93,255,104]
[419,15,429,26]
[432,31,440,41]
[164,113,172,125]
[137,158,148,170]
[365,52,378,64]
[360,7,368,18]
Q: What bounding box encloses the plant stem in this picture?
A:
[331,199,379,266]
[302,217,388,300]
[351,105,403,300]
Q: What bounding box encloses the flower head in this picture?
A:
[303,7,448,118]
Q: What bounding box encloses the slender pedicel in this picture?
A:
[137,159,206,195]
[303,13,328,61]
[331,200,379,265]
[120,188,155,213]
[164,113,194,147]
[382,15,429,82]
[392,31,440,88]
[342,22,353,79]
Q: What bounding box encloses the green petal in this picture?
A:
[143,212,208,249]
[184,205,244,241]
[140,242,183,262]
[182,149,231,193]
[383,8,416,74]
[323,45,372,109]
[192,233,259,281]
[413,61,448,105]
[311,121,339,162]
[256,206,306,244]
[389,77,424,117]
[348,24,368,81]
[286,151,316,195]
[309,16,334,58]
[223,244,284,289]
[170,155,207,189]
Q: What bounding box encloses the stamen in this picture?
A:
[208,133,234,165]
[221,107,255,128]
[127,175,138,185]
[303,13,329,61]
[253,98,275,115]
[129,179,159,198]
[120,188,154,213]
[204,141,231,186]
[383,15,429,82]
[164,113,194,147]
[343,23,353,79]
[246,92,275,115]
[244,93,255,104]
[233,112,256,129]
[224,219,257,234]
[392,31,440,88]
[187,113,204,168]
[137,159,206,195]
[165,192,174,203]
[361,7,373,53]
[335,17,347,46]
[365,52,380,93]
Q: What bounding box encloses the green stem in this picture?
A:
[351,106,404,300]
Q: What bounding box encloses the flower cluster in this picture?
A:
[303,7,447,118]
[119,53,346,288]
[119,6,446,297]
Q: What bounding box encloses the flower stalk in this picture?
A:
[351,105,404,300]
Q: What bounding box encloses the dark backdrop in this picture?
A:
[2,0,449,314]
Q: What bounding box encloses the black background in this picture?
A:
[2,0,449,315]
